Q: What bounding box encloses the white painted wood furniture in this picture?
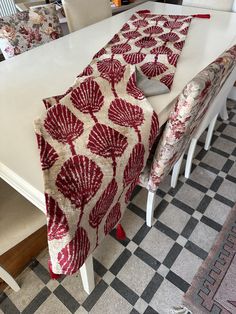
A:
[185,66,236,178]
[230,1,236,101]
[145,46,236,227]
[0,179,46,291]
[233,0,236,11]
[61,0,112,32]
[1,1,236,293]
[181,0,236,178]
[15,0,153,35]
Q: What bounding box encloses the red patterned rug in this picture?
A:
[181,203,236,314]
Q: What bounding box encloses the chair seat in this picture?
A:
[0,179,46,255]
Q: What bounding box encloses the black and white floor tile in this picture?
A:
[0,101,235,314]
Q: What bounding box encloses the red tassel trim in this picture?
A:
[137,10,151,14]
[116,224,126,240]
[48,260,61,280]
[192,14,210,19]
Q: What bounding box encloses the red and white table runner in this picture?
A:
[93,11,194,91]
[35,11,206,275]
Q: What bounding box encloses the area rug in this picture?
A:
[181,203,236,314]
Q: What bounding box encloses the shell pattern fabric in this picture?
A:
[35,11,194,275]
[93,10,193,90]
[35,62,156,275]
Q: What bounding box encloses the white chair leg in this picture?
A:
[80,255,95,294]
[204,114,218,151]
[146,190,156,227]
[219,100,228,121]
[171,152,184,188]
[0,265,20,292]
[185,138,198,179]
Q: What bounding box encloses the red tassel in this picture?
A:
[192,14,210,19]
[116,224,126,240]
[48,260,61,280]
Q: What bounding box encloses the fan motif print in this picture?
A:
[35,10,195,275]
[93,10,194,91]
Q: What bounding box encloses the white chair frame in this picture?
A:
[61,0,112,33]
[0,266,20,292]
[185,66,236,178]
[144,58,236,227]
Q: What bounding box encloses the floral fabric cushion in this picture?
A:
[0,4,62,59]
[148,45,236,191]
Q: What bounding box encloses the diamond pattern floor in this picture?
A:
[1,101,236,314]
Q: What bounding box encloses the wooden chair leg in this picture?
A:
[204,114,218,151]
[146,190,156,227]
[0,265,20,292]
[171,152,184,188]
[80,255,95,294]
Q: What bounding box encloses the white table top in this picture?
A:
[1,1,236,212]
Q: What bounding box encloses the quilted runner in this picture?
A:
[35,11,204,275]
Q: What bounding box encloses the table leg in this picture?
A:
[80,255,95,294]
[0,265,20,292]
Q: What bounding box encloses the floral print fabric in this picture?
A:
[148,45,236,191]
[0,4,62,59]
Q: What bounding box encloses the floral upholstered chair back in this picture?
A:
[148,44,236,191]
[0,4,62,59]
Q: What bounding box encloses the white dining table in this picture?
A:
[1,1,236,294]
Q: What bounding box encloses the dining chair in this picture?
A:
[182,0,234,11]
[139,45,236,227]
[233,0,236,11]
[0,0,17,18]
[61,0,112,33]
[185,45,236,178]
[0,179,46,291]
[0,4,62,59]
[181,0,236,176]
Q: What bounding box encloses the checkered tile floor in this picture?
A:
[1,101,236,314]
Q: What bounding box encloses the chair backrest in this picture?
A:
[0,0,17,18]
[61,0,112,33]
[233,0,236,12]
[0,4,62,59]
[182,0,234,11]
[148,45,236,190]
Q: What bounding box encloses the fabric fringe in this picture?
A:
[192,14,210,19]
[48,259,61,280]
[170,305,192,314]
[116,224,126,240]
